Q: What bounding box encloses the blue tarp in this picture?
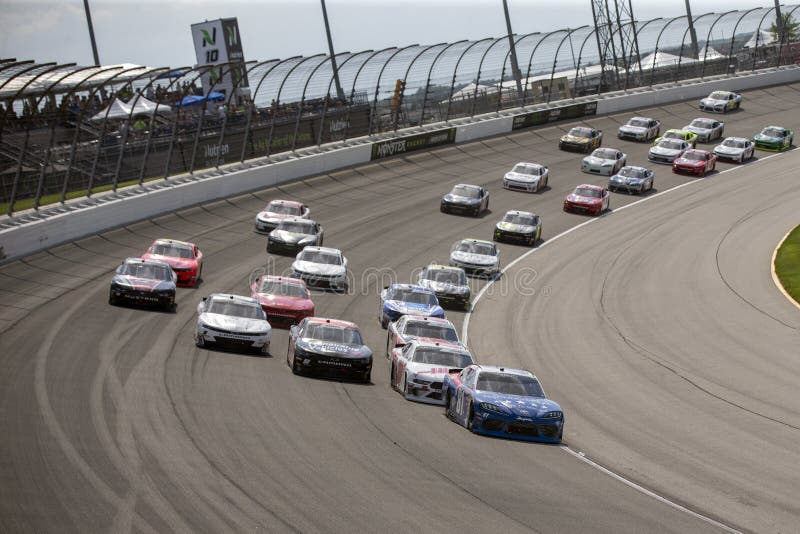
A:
[175,92,225,107]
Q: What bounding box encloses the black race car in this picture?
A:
[287,317,373,382]
[440,184,489,216]
[109,257,177,311]
[267,217,324,254]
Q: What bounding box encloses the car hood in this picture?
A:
[257,211,293,223]
[141,254,195,269]
[254,293,313,310]
[418,279,469,295]
[753,133,781,142]
[112,275,174,291]
[296,338,372,358]
[561,134,589,143]
[474,392,562,417]
[583,155,614,166]
[270,230,314,243]
[292,260,345,276]
[199,312,271,334]
[674,157,704,166]
[450,251,498,266]
[496,221,535,233]
[443,194,479,204]
[650,145,682,156]
[714,145,743,154]
[566,193,601,204]
[504,171,539,183]
[384,299,442,316]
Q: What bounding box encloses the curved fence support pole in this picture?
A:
[445,38,492,120]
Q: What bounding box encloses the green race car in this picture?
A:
[752,126,794,151]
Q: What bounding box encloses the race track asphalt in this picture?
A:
[1,81,799,533]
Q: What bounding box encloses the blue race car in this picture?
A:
[378,283,445,328]
[443,365,564,443]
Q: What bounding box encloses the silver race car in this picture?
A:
[712,137,755,163]
[581,147,627,176]
[608,165,655,194]
[648,138,690,164]
[502,162,549,193]
[291,246,348,290]
[195,293,272,354]
[617,116,661,141]
[683,117,725,143]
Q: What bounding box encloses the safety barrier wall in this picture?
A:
[1,66,798,263]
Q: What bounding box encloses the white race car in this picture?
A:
[617,116,661,141]
[386,315,461,358]
[699,90,741,113]
[648,138,690,164]
[712,137,755,163]
[449,239,500,277]
[581,147,627,176]
[291,246,348,290]
[390,339,474,405]
[682,117,725,143]
[195,294,272,354]
[502,162,549,193]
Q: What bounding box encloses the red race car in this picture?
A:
[250,275,314,328]
[254,199,310,233]
[141,238,202,287]
[563,184,610,216]
[672,149,717,176]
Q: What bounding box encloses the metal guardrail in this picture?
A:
[1,4,799,216]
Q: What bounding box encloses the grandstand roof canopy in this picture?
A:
[0,60,166,100]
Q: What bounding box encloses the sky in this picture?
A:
[0,0,788,68]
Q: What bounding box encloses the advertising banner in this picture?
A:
[371,128,457,160]
[511,101,598,130]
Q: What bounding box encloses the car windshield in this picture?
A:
[511,164,541,176]
[304,323,362,344]
[267,202,301,215]
[722,138,746,148]
[207,300,264,319]
[658,139,684,150]
[277,221,315,234]
[403,322,459,342]
[120,262,173,280]
[390,288,437,305]
[150,243,193,258]
[423,269,466,285]
[258,279,307,298]
[617,167,645,178]
[299,250,342,265]
[568,127,592,137]
[502,213,536,225]
[762,127,784,138]
[455,241,496,256]
[709,91,728,100]
[574,187,601,198]
[476,373,545,397]
[592,148,617,159]
[412,348,473,367]
[682,151,706,161]
[627,118,649,128]
[690,119,713,129]
[450,185,480,198]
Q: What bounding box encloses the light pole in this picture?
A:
[83,0,100,66]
